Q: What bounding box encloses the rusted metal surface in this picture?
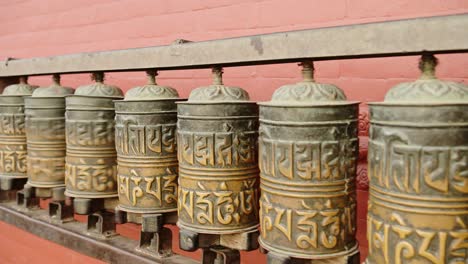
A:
[177,68,259,262]
[0,77,37,188]
[49,199,74,223]
[202,246,240,264]
[25,74,74,197]
[366,54,468,264]
[136,213,175,258]
[115,209,178,258]
[87,210,118,239]
[258,62,359,261]
[16,184,39,208]
[0,201,197,264]
[0,14,467,77]
[64,73,123,201]
[115,70,180,214]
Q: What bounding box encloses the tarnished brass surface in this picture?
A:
[177,68,259,235]
[65,73,123,199]
[258,62,359,260]
[25,75,74,194]
[0,77,37,181]
[115,71,180,214]
[366,54,468,264]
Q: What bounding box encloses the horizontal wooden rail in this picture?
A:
[0,14,467,77]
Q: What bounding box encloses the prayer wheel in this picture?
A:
[25,74,74,196]
[0,77,37,186]
[258,62,359,261]
[65,73,123,200]
[366,54,468,263]
[177,67,259,235]
[115,71,180,214]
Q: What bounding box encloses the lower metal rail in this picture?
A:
[0,201,197,264]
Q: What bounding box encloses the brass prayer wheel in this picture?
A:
[258,62,359,260]
[115,70,180,214]
[366,54,468,264]
[65,72,123,199]
[25,74,74,196]
[177,67,259,235]
[0,77,37,183]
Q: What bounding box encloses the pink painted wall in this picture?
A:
[0,0,467,263]
[0,0,466,100]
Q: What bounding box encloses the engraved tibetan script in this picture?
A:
[369,139,468,195]
[178,131,257,168]
[260,194,356,251]
[0,114,25,135]
[118,170,177,206]
[115,123,177,156]
[0,149,27,173]
[368,213,468,264]
[66,120,115,146]
[259,138,358,181]
[66,162,116,192]
[178,180,258,226]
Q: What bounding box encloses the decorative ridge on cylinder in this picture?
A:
[385,53,468,102]
[366,54,468,264]
[177,67,259,260]
[74,72,123,98]
[188,67,250,101]
[124,70,179,100]
[258,62,359,262]
[32,74,74,97]
[270,61,346,103]
[3,76,38,95]
[115,70,180,214]
[65,73,122,201]
[25,75,74,196]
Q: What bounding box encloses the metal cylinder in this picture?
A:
[0,77,37,182]
[258,62,359,260]
[65,73,123,199]
[115,71,180,214]
[25,75,74,196]
[366,54,468,264]
[177,68,259,235]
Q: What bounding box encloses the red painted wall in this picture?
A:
[0,1,467,263]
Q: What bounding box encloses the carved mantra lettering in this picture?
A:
[260,194,356,250]
[368,213,468,264]
[259,138,358,180]
[178,180,258,226]
[65,161,116,192]
[369,139,468,194]
[178,131,257,167]
[26,118,65,140]
[28,157,64,178]
[118,169,177,206]
[115,123,176,156]
[0,149,27,173]
[66,120,115,146]
[0,114,25,135]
